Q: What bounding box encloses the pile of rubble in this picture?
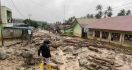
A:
[0,29,132,70]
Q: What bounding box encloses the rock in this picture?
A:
[50,47,57,51]
[63,46,74,53]
[21,51,33,58]
[32,67,35,70]
[21,50,34,65]
[88,46,101,53]
[79,58,88,66]
[0,50,8,60]
[65,58,80,70]
[52,55,64,65]
[51,42,62,49]
[15,50,22,56]
[72,52,78,56]
[16,67,20,70]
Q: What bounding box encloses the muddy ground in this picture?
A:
[0,29,132,70]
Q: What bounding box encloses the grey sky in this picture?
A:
[2,0,132,23]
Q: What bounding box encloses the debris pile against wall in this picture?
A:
[0,29,132,70]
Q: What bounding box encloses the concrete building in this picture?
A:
[1,6,12,24]
[85,16,132,47]
[64,18,97,38]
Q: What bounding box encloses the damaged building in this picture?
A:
[85,16,132,47]
[64,18,97,38]
[1,6,12,24]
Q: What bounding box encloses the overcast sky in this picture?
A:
[2,0,132,23]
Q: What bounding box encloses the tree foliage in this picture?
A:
[95,4,103,19]
[23,19,39,28]
[126,10,131,15]
[64,16,76,25]
[107,6,113,17]
[95,14,102,19]
[117,9,131,16]
[87,14,94,18]
[107,12,112,17]
[96,4,102,11]
[104,10,108,18]
[107,6,112,11]
[117,9,126,16]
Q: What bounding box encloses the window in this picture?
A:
[95,31,100,38]
[102,32,109,39]
[89,30,93,36]
[124,34,132,45]
[7,11,12,23]
[111,33,120,42]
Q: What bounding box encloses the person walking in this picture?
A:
[28,29,32,43]
[38,40,51,70]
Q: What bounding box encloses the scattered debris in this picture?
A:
[0,30,132,70]
[0,50,8,60]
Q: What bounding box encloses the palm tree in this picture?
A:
[104,10,108,18]
[87,14,90,18]
[107,12,112,17]
[118,9,126,16]
[96,4,102,11]
[107,6,113,17]
[96,4,103,19]
[90,14,94,18]
[107,6,112,12]
[121,9,126,14]
[126,10,131,15]
[95,13,102,19]
[98,11,103,16]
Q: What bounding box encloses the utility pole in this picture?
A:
[0,0,4,46]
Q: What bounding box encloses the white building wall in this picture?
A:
[1,6,12,24]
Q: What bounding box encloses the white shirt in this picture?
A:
[28,30,32,34]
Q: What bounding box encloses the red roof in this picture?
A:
[87,16,132,32]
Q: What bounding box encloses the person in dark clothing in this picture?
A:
[38,40,51,65]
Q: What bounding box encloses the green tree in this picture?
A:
[117,9,126,16]
[107,12,112,17]
[90,14,94,18]
[104,10,108,18]
[126,10,131,15]
[23,19,39,28]
[96,4,102,11]
[107,6,112,11]
[107,6,113,17]
[87,14,90,18]
[95,4,103,19]
[95,14,101,19]
[87,14,94,18]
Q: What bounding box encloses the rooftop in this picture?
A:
[76,18,97,27]
[86,16,132,32]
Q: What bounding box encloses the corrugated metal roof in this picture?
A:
[3,23,26,27]
[4,26,34,30]
[86,16,132,32]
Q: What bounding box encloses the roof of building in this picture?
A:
[76,18,97,27]
[86,16,132,32]
[64,18,97,30]
[3,23,34,30]
[4,26,34,30]
[3,23,26,27]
